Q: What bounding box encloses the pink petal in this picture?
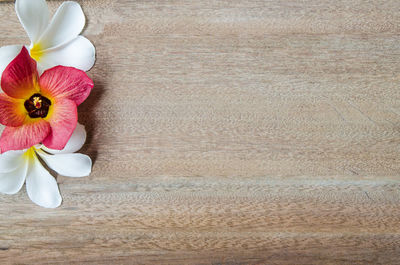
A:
[0,120,50,153]
[39,66,93,105]
[42,99,77,150]
[1,47,39,99]
[0,94,26,127]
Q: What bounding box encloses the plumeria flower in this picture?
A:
[0,0,95,77]
[0,47,93,153]
[0,123,91,208]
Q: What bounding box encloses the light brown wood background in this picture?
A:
[0,0,400,264]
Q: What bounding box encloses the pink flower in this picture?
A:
[0,47,93,153]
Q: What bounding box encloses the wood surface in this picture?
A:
[1,0,400,264]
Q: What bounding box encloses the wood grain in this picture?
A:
[1,0,400,264]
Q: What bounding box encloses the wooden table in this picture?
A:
[0,0,400,264]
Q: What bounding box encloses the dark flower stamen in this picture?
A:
[24,93,51,118]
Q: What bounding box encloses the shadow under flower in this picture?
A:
[78,79,105,166]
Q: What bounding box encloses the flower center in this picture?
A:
[24,94,51,118]
[30,43,43,62]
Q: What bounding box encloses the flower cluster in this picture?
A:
[0,0,95,208]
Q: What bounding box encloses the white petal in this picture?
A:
[25,155,61,208]
[0,150,26,173]
[34,144,43,149]
[38,1,85,50]
[0,160,28,194]
[0,45,23,82]
[42,123,87,154]
[38,36,95,71]
[15,0,49,44]
[37,150,92,178]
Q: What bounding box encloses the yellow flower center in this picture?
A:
[30,43,43,62]
[24,147,36,162]
[33,96,42,109]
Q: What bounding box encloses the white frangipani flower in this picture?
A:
[0,123,92,208]
[0,0,95,76]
